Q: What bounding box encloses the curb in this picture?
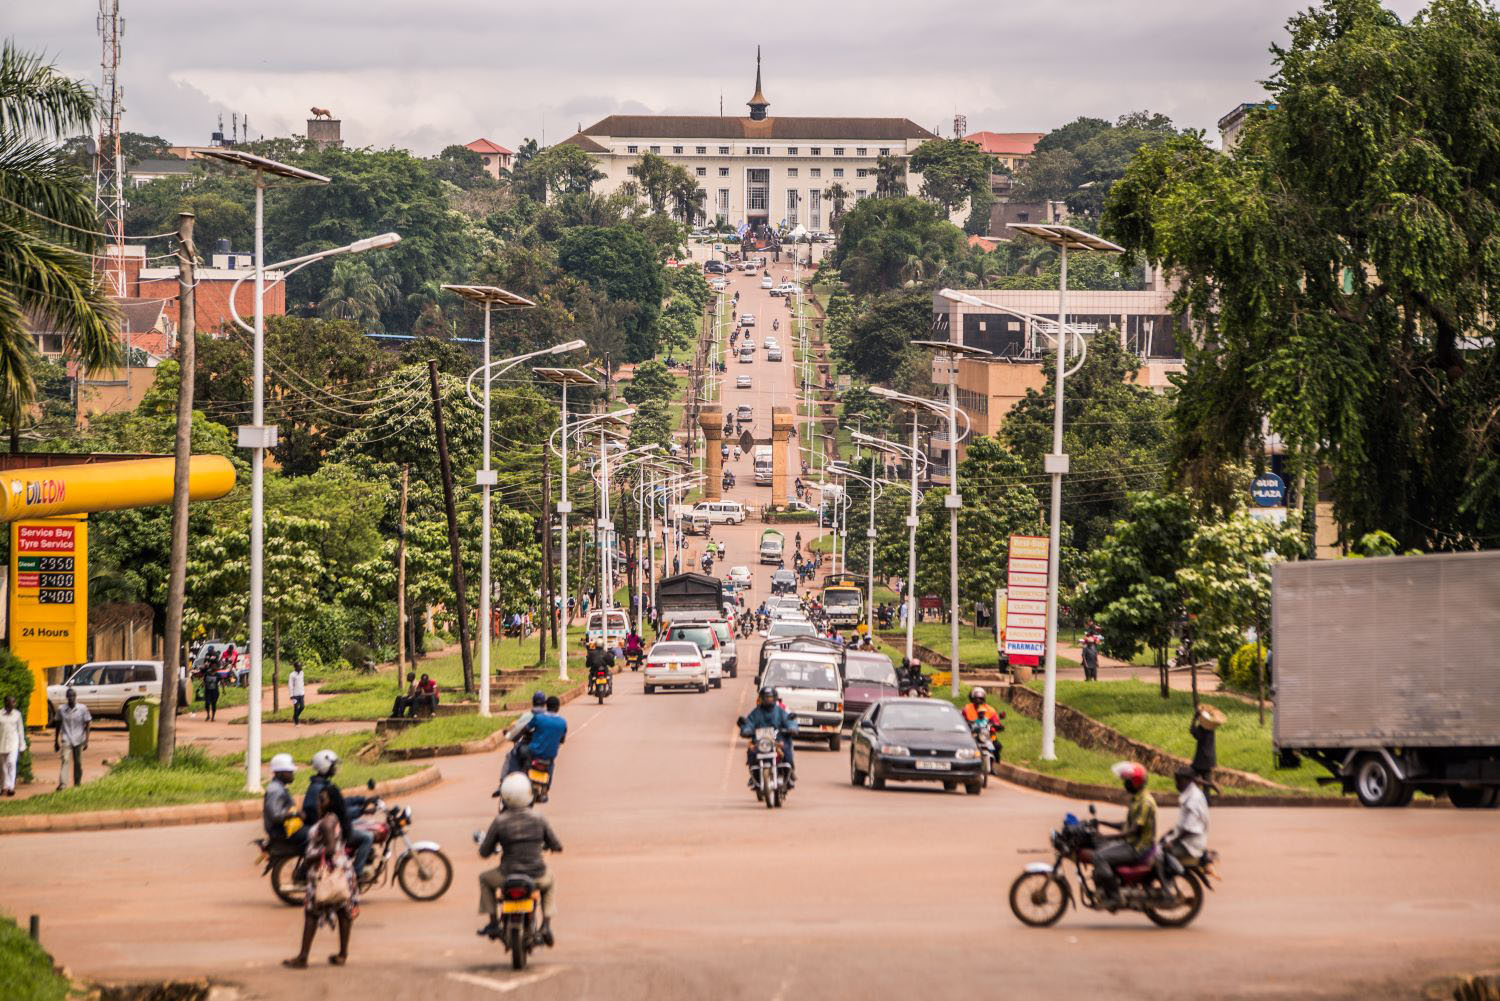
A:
[0,765,444,836]
[381,683,588,762]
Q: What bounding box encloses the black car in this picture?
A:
[705,260,728,274]
[850,698,985,794]
[770,569,797,594]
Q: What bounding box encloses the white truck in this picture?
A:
[1272,550,1500,808]
[753,445,774,486]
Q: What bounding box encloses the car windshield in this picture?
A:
[667,627,715,649]
[769,621,814,638]
[824,589,860,607]
[764,660,840,690]
[845,658,897,686]
[650,642,699,659]
[880,703,968,733]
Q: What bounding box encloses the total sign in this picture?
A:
[1004,534,1049,657]
[9,516,88,725]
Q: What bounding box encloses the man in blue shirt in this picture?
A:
[527,696,568,763]
[739,687,799,786]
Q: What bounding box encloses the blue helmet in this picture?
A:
[531,691,546,707]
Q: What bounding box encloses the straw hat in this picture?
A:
[1197,704,1227,730]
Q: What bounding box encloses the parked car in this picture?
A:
[850,698,985,794]
[659,622,723,688]
[704,260,728,274]
[841,651,899,725]
[643,641,709,694]
[741,261,758,272]
[736,374,752,389]
[48,661,188,721]
[761,653,844,750]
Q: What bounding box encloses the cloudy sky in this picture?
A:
[14,1,1428,154]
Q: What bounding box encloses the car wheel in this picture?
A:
[712,677,722,689]
[644,684,654,695]
[827,733,840,752]
[850,754,867,787]
[1353,754,1403,807]
[870,761,886,790]
[699,683,708,694]
[943,780,957,791]
[965,781,983,796]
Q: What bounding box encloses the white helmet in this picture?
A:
[311,749,339,776]
[269,753,296,774]
[499,772,534,810]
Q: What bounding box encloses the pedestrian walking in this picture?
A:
[1081,621,1103,682]
[284,786,357,968]
[53,688,90,790]
[289,662,307,725]
[202,663,221,721]
[1190,705,1224,794]
[0,695,26,796]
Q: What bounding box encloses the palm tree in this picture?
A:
[0,42,119,449]
[823,182,851,234]
[317,257,393,328]
[874,155,906,198]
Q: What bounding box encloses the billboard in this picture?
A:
[1004,534,1049,657]
[9,516,88,724]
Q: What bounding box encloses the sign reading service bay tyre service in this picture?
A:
[1004,534,1049,657]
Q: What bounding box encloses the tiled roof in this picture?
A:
[115,298,166,335]
[466,138,514,155]
[963,131,1046,156]
[573,115,938,142]
[557,133,610,153]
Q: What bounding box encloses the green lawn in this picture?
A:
[0,916,68,1001]
[0,733,418,817]
[1036,680,1336,795]
[384,714,513,751]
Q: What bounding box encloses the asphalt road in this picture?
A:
[3,271,1497,1000]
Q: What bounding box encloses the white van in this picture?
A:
[753,445,774,486]
[762,651,844,750]
[586,608,631,648]
[689,500,746,527]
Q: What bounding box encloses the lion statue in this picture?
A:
[310,107,333,120]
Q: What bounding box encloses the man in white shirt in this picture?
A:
[288,663,306,726]
[1166,767,1210,861]
[0,694,26,796]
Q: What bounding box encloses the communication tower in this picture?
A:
[954,113,967,139]
[94,0,126,295]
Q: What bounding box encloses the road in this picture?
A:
[3,269,1498,1000]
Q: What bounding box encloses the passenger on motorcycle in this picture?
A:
[500,692,548,780]
[624,629,644,660]
[301,749,373,877]
[739,687,800,786]
[1164,767,1209,862]
[478,773,563,943]
[263,753,307,851]
[1092,761,1158,908]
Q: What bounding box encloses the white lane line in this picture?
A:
[720,673,753,796]
[447,965,567,994]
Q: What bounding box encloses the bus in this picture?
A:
[821,575,864,629]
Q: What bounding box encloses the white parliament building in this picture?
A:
[558,51,938,232]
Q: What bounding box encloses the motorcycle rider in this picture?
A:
[1093,761,1158,909]
[623,628,644,667]
[302,749,372,878]
[1164,767,1210,863]
[961,687,1004,759]
[478,772,563,944]
[585,641,610,689]
[262,753,306,852]
[738,687,799,786]
[500,691,548,780]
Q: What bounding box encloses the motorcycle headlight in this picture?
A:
[402,806,413,825]
[954,748,980,760]
[878,743,909,757]
[755,737,777,754]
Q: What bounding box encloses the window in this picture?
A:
[833,168,844,177]
[747,168,769,211]
[856,168,868,177]
[809,168,821,179]
[696,167,706,177]
[856,189,867,199]
[879,147,891,156]
[718,146,731,155]
[787,168,798,177]
[809,147,821,156]
[750,146,768,155]
[833,147,845,156]
[787,189,799,224]
[810,189,821,230]
[696,146,707,154]
[650,145,661,153]
[673,145,683,154]
[718,166,729,177]
[787,147,798,155]
[627,145,638,154]
[626,165,638,176]
[856,147,868,156]
[718,189,730,213]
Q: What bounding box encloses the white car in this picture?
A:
[736,374,752,388]
[762,653,844,750]
[775,283,798,297]
[728,565,752,587]
[740,314,756,327]
[661,621,724,688]
[644,641,709,694]
[48,660,188,721]
[760,276,774,290]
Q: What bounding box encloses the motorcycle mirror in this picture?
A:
[736,716,747,728]
[1088,803,1097,816]
[472,830,484,844]
[367,778,376,791]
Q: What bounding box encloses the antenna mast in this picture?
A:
[94,0,126,295]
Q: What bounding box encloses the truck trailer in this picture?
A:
[1272,550,1500,808]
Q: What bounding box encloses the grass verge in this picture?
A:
[384,714,513,752]
[0,916,68,1001]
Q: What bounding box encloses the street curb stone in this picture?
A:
[382,683,587,761]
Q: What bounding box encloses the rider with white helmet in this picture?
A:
[262,753,306,849]
[301,749,374,877]
[477,772,563,943]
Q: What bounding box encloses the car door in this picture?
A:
[94,665,133,715]
[61,665,98,710]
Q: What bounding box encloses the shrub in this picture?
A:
[1221,642,1269,694]
[0,649,36,782]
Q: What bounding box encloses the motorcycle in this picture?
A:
[527,756,555,804]
[259,784,453,907]
[899,668,931,699]
[1008,805,1215,929]
[740,720,791,808]
[625,649,644,672]
[969,714,1005,784]
[473,837,552,969]
[588,664,613,704]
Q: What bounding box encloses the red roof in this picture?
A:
[963,131,1045,156]
[466,138,514,156]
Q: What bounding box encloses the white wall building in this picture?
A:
[558,51,937,232]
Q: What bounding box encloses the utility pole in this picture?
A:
[540,446,552,665]
[157,211,194,764]
[396,463,409,687]
[428,361,476,694]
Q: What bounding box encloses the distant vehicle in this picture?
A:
[740,314,756,327]
[767,348,783,362]
[728,565,752,586]
[705,260,728,274]
[753,445,774,485]
[760,529,785,565]
[48,661,188,721]
[688,500,746,527]
[841,651,898,725]
[850,698,985,794]
[821,577,863,628]
[661,622,723,689]
[1272,550,1500,808]
[736,404,753,423]
[710,278,727,291]
[736,374,752,388]
[739,345,754,363]
[760,276,774,290]
[775,283,798,297]
[585,608,630,648]
[770,569,798,595]
[763,337,779,350]
[766,619,816,642]
[671,610,739,678]
[643,641,708,695]
[741,261,758,272]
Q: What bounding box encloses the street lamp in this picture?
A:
[851,427,931,666]
[871,386,972,696]
[214,152,401,792]
[1006,223,1124,760]
[829,460,888,639]
[589,441,659,609]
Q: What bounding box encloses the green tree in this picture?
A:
[317,257,394,328]
[1015,112,1178,219]
[622,358,675,406]
[831,196,966,296]
[822,182,852,233]
[556,226,664,362]
[1104,0,1500,547]
[1177,510,1304,668]
[836,286,932,384]
[633,152,674,213]
[908,138,994,215]
[0,42,121,448]
[667,166,705,225]
[874,154,907,198]
[513,143,604,200]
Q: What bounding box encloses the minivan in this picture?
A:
[585,609,631,648]
[689,500,746,527]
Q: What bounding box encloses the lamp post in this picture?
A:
[215,152,399,792]
[852,429,930,666]
[829,460,888,638]
[1003,224,1124,759]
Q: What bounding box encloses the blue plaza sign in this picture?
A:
[1251,473,1287,508]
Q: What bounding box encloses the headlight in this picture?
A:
[817,700,841,713]
[954,748,980,760]
[403,806,414,824]
[878,743,909,756]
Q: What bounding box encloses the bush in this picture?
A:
[1221,642,1269,694]
[0,915,68,1001]
[0,649,35,783]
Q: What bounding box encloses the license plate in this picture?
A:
[528,769,549,782]
[915,760,951,771]
[796,716,812,725]
[500,900,535,913]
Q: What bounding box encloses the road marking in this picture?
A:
[447,966,567,994]
[720,664,753,796]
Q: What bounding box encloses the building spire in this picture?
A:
[748,46,769,121]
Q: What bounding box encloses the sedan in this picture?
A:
[760,276,774,290]
[727,565,752,587]
[740,314,756,327]
[643,641,708,694]
[841,651,899,725]
[850,698,985,794]
[736,375,752,389]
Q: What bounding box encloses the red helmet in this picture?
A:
[1112,761,1148,793]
